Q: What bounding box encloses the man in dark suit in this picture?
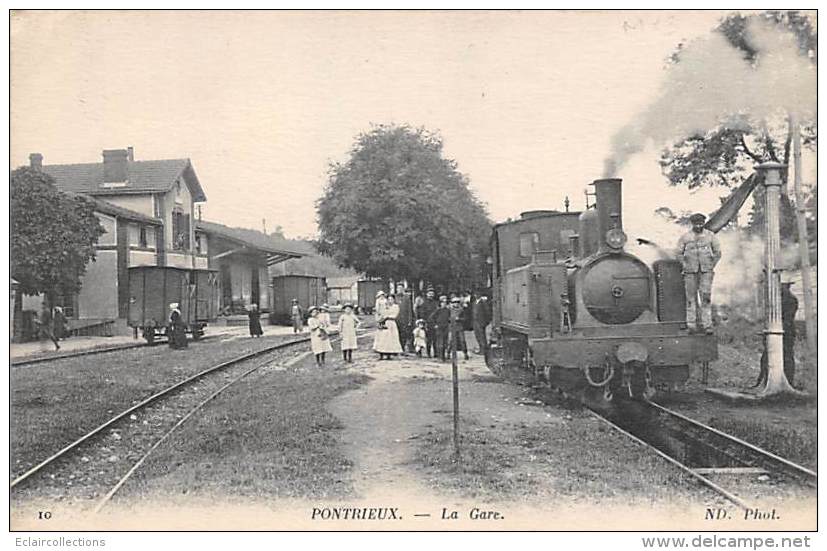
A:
[417,287,439,358]
[427,295,451,361]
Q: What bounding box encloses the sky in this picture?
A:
[11,10,809,240]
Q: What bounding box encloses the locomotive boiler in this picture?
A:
[487,178,717,402]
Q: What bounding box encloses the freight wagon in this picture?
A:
[270,275,327,325]
[127,266,220,343]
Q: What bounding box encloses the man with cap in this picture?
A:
[417,287,439,358]
[677,213,721,334]
[448,295,470,361]
[427,295,452,361]
[290,299,304,334]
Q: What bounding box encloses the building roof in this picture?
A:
[43,158,207,202]
[68,193,164,226]
[196,220,304,265]
[326,276,360,288]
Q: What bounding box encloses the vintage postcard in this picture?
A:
[8,9,817,535]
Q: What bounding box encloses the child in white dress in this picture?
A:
[338,304,360,363]
[308,306,332,366]
[413,319,427,357]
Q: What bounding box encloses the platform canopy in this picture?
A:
[196,220,303,267]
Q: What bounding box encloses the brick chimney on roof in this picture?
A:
[102,149,129,183]
[29,153,43,170]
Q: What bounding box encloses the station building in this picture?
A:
[18,147,301,336]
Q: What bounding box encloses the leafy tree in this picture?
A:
[316,124,492,290]
[11,167,105,315]
[659,11,816,238]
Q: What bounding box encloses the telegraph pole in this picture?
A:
[450,313,461,463]
[790,114,817,357]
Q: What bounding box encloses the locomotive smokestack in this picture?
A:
[593,178,624,253]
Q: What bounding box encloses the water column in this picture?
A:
[755,162,793,394]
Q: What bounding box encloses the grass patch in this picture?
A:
[413,416,699,504]
[126,368,371,500]
[710,417,817,471]
[10,335,297,476]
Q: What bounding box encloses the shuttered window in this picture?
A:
[172,210,190,251]
[519,232,540,258]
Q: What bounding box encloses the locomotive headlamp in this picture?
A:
[605,228,627,250]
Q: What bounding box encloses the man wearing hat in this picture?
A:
[677,213,721,334]
[417,287,439,358]
[290,299,304,334]
[427,295,451,361]
[448,295,470,361]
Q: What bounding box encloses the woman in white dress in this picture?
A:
[373,294,403,359]
[307,306,332,366]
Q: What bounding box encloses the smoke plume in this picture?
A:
[604,17,816,176]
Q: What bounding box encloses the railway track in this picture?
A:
[587,400,816,511]
[11,330,234,368]
[11,341,151,367]
[490,357,816,511]
[10,335,319,512]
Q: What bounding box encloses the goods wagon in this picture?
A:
[128,266,220,343]
[270,275,327,325]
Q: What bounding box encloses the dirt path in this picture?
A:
[328,334,554,505]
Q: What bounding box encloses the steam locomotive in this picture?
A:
[486,178,717,402]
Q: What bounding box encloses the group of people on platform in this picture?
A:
[372,286,492,363]
[304,285,493,368]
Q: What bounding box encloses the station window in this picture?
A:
[139,226,148,248]
[519,232,540,258]
[171,209,190,251]
[54,293,76,319]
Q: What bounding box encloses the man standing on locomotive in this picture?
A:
[677,213,721,334]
